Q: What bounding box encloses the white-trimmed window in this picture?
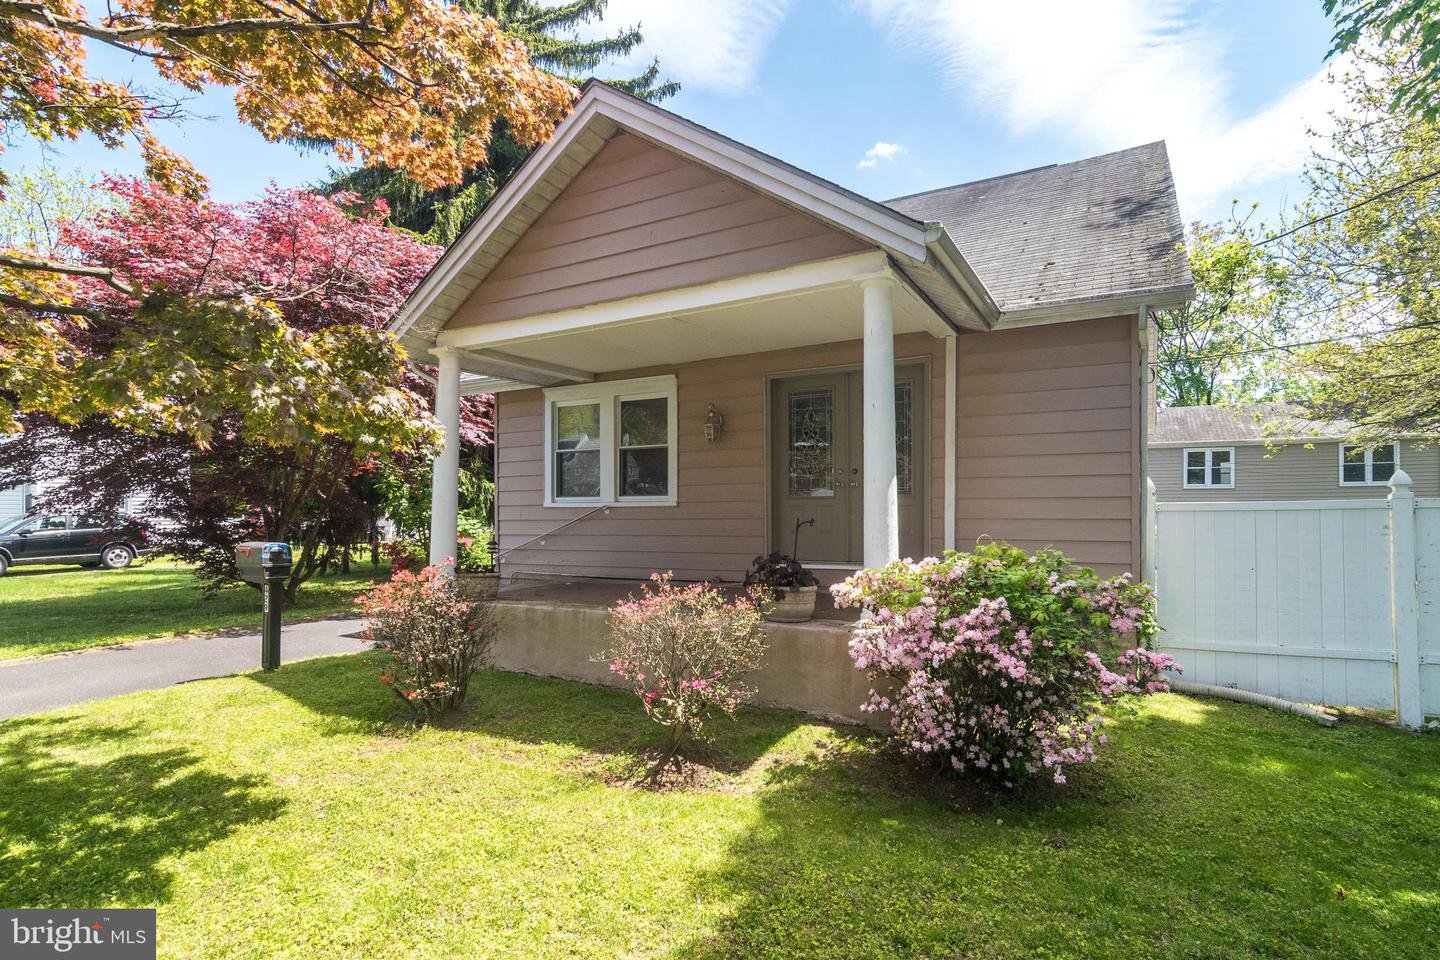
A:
[1339,442,1398,485]
[1183,447,1235,489]
[543,376,677,507]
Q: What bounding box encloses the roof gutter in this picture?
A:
[923,222,1000,330]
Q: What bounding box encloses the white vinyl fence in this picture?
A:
[1151,470,1437,727]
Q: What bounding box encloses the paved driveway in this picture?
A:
[0,618,369,719]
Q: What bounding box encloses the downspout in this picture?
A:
[944,334,957,551]
[1138,306,1151,581]
[1170,681,1338,727]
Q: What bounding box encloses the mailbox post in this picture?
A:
[235,542,293,671]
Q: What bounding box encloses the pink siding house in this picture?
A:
[389,81,1192,587]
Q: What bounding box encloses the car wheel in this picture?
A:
[0,554,8,576]
[100,544,135,570]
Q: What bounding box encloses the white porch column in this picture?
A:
[428,347,462,571]
[861,275,899,568]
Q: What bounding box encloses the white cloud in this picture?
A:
[855,0,1347,218]
[579,0,792,95]
[858,141,907,169]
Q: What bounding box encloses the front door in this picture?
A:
[770,365,925,564]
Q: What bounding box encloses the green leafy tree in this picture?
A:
[1153,218,1290,407]
[1279,41,1440,443]
[0,166,107,253]
[1326,0,1440,120]
[323,0,678,245]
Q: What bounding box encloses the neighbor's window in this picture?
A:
[1183,448,1235,488]
[1340,442,1398,485]
[543,376,677,506]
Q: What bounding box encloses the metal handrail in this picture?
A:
[496,504,610,561]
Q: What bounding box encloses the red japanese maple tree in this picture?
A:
[1,179,489,595]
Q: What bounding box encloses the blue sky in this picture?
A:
[12,0,1340,226]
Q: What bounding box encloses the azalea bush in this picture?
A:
[604,575,768,760]
[356,564,495,722]
[832,543,1175,787]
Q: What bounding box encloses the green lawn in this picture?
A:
[0,560,388,660]
[1,656,1436,959]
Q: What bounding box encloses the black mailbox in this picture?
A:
[236,541,292,585]
[235,541,292,670]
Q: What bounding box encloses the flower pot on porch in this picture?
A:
[760,584,817,623]
[456,571,500,600]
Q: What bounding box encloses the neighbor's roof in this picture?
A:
[1153,403,1352,445]
[886,142,1191,316]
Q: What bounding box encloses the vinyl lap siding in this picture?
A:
[448,132,869,330]
[0,484,25,518]
[954,315,1141,577]
[1150,440,1440,501]
[496,334,946,582]
[497,318,1143,583]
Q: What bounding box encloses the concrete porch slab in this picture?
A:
[492,589,879,728]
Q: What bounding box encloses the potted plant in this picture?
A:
[744,551,819,623]
[455,533,500,600]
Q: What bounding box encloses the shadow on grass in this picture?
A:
[458,669,808,780]
[666,696,1440,959]
[5,566,84,578]
[0,714,286,908]
[251,655,807,780]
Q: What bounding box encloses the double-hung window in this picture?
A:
[1340,442,1398,485]
[1183,447,1235,489]
[544,376,677,507]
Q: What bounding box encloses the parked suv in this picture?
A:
[0,513,150,576]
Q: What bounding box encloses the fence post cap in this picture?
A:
[1389,468,1414,491]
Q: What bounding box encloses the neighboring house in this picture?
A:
[0,480,159,522]
[388,81,1192,583]
[1150,403,1440,501]
[0,482,33,520]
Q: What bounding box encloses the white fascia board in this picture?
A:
[437,250,888,352]
[1148,437,1343,449]
[925,225,999,328]
[996,286,1194,328]
[459,376,535,395]
[462,348,593,384]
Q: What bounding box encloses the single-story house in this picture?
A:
[388,80,1192,587]
[1150,403,1438,501]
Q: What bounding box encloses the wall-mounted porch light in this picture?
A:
[704,403,724,442]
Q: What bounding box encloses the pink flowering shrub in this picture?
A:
[355,564,495,722]
[603,574,767,758]
[832,542,1176,787]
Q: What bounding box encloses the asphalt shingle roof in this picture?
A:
[885,142,1190,313]
[1153,403,1352,444]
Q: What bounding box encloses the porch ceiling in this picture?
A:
[453,280,944,380]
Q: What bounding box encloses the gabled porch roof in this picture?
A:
[388,81,1000,378]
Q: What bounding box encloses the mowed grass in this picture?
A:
[1,655,1436,959]
[0,560,388,660]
